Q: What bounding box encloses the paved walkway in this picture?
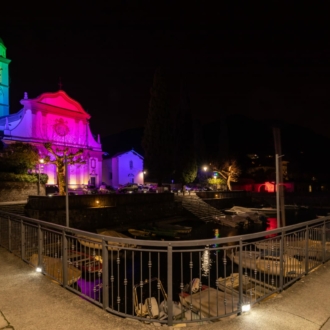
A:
[1,246,330,330]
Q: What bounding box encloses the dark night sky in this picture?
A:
[1,2,330,139]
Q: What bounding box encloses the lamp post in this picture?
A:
[275,154,284,229]
[203,166,208,185]
[65,155,69,227]
[38,158,44,195]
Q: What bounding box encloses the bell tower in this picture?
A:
[0,38,11,117]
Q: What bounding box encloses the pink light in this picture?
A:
[265,182,275,192]
[265,217,278,238]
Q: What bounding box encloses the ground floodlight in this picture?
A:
[242,304,251,312]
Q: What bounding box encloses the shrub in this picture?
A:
[0,172,48,183]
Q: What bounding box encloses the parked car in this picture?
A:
[82,185,98,195]
[118,183,139,193]
[98,185,115,194]
[46,184,59,196]
[202,186,213,191]
[138,184,150,193]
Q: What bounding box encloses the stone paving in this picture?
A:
[1,246,330,330]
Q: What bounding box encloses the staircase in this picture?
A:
[175,195,238,227]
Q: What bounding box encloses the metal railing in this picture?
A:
[1,210,330,325]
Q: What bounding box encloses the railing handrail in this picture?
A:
[1,209,329,247]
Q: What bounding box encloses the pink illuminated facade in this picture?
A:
[0,90,103,188]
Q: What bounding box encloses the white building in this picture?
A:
[102,150,144,187]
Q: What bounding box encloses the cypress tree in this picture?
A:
[173,81,197,188]
[142,67,173,186]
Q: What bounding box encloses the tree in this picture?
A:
[142,67,173,186]
[207,177,226,189]
[173,80,198,189]
[219,160,241,191]
[44,143,86,195]
[0,142,39,174]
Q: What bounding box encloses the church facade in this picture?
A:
[0,38,103,189]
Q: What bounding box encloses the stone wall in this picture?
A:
[249,192,330,209]
[25,193,183,232]
[0,182,45,202]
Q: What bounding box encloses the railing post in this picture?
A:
[304,226,309,274]
[238,238,243,315]
[21,220,25,260]
[102,239,109,310]
[8,216,12,252]
[279,229,284,291]
[167,243,173,326]
[62,230,68,287]
[322,221,326,263]
[38,224,43,269]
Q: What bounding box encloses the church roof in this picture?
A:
[0,109,24,129]
[111,149,144,159]
[21,90,91,120]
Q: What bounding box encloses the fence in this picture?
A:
[1,210,330,325]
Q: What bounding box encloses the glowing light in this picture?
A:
[36,267,42,273]
[242,304,251,312]
[96,200,99,205]
[265,217,278,238]
[201,245,212,277]
[212,229,220,249]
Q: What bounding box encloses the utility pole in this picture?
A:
[273,128,286,227]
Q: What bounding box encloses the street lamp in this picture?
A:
[65,155,69,227]
[275,154,284,229]
[38,158,44,195]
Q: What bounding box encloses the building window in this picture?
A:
[129,160,133,169]
[91,158,96,169]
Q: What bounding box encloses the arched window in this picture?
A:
[129,160,133,169]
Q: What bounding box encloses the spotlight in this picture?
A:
[36,267,42,273]
[242,304,251,312]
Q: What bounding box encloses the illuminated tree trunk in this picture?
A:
[44,143,85,196]
[219,163,241,191]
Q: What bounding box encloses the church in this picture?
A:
[0,38,103,189]
[0,37,145,190]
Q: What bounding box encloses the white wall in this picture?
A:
[117,151,143,186]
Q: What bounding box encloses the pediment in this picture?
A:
[34,90,90,119]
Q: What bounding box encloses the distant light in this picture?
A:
[242,304,251,312]
[36,267,42,273]
[96,200,99,204]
